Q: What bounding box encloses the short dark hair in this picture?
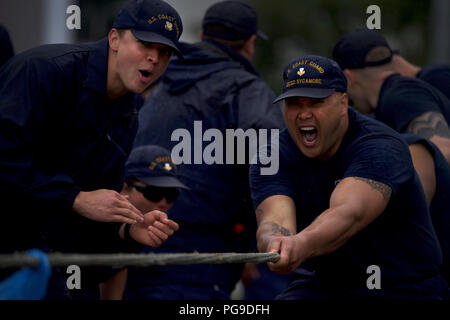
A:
[202,23,247,51]
[116,28,127,37]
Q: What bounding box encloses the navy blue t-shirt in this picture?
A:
[418,64,450,101]
[402,133,450,281]
[376,74,450,133]
[250,108,443,294]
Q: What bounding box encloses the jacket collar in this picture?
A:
[84,38,109,95]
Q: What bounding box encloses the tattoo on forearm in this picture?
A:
[407,111,450,139]
[354,177,392,201]
[272,223,292,236]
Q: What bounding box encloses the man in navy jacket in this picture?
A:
[0,0,182,298]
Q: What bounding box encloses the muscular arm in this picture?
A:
[408,143,436,206]
[295,177,391,259]
[407,111,450,164]
[258,177,391,274]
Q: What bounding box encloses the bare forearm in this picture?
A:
[256,221,293,252]
[255,198,297,252]
[296,204,362,259]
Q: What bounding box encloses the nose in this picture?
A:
[298,104,313,120]
[155,197,171,211]
[286,103,312,121]
[147,48,160,64]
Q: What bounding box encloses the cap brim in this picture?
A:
[273,88,335,103]
[257,30,268,40]
[131,29,183,59]
[138,176,190,190]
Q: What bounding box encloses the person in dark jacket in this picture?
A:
[0,0,182,299]
[126,0,284,300]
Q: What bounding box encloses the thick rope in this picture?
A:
[0,252,280,269]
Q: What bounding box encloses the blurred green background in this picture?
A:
[249,0,433,92]
[74,0,447,93]
[0,0,440,94]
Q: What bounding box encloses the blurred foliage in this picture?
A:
[249,0,431,92]
[78,0,432,93]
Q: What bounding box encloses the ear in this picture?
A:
[199,30,204,39]
[109,28,120,52]
[340,93,349,115]
[242,35,257,60]
[343,69,355,85]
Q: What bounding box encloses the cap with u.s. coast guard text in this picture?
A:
[125,145,189,190]
[113,0,183,58]
[273,55,347,103]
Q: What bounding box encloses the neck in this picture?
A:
[408,64,421,77]
[239,49,252,61]
[106,48,128,99]
[365,70,395,111]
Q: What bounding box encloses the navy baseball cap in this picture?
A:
[333,29,393,70]
[125,145,189,190]
[273,55,347,103]
[112,0,183,58]
[202,0,268,40]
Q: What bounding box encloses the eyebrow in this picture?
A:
[285,97,325,104]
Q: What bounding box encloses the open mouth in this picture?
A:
[139,70,151,82]
[299,126,318,146]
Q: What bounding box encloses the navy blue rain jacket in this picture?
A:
[0,39,138,255]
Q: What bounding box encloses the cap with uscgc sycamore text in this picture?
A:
[273,55,347,103]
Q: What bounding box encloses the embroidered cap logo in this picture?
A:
[165,21,173,31]
[297,67,305,77]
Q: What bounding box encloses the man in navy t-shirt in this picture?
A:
[250,55,448,299]
[333,30,450,164]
